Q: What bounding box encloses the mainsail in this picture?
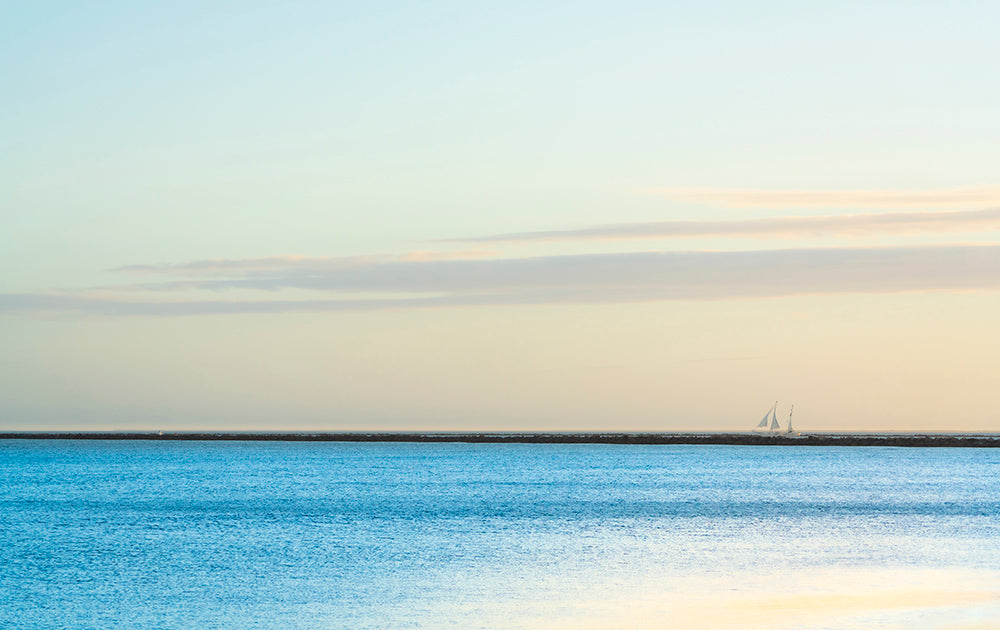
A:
[768,401,781,431]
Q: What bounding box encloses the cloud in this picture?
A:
[0,293,487,315]
[442,208,1000,244]
[6,245,1000,316]
[638,186,1000,209]
[113,250,495,275]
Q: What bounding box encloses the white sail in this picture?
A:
[786,405,795,433]
[756,407,772,428]
[769,402,781,431]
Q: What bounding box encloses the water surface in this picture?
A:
[2,441,998,629]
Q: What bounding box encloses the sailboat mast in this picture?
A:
[787,404,794,433]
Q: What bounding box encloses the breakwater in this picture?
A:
[2,432,1000,447]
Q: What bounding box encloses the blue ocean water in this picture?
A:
[2,441,999,629]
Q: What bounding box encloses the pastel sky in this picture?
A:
[3,1,1000,432]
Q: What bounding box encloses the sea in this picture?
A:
[2,440,999,630]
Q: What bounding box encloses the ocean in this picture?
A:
[2,440,999,629]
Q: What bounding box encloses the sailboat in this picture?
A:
[754,402,799,434]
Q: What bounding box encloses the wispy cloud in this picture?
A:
[0,293,486,316]
[638,186,1000,208]
[6,245,1000,316]
[113,250,495,275]
[442,208,1000,244]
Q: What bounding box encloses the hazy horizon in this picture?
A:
[3,2,999,433]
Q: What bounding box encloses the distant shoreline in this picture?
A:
[2,432,1000,447]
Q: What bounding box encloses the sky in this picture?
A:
[3,1,1000,432]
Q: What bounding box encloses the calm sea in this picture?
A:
[2,440,999,629]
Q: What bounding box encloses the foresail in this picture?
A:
[756,411,770,428]
[769,407,780,431]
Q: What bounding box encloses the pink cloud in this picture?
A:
[639,186,1000,208]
